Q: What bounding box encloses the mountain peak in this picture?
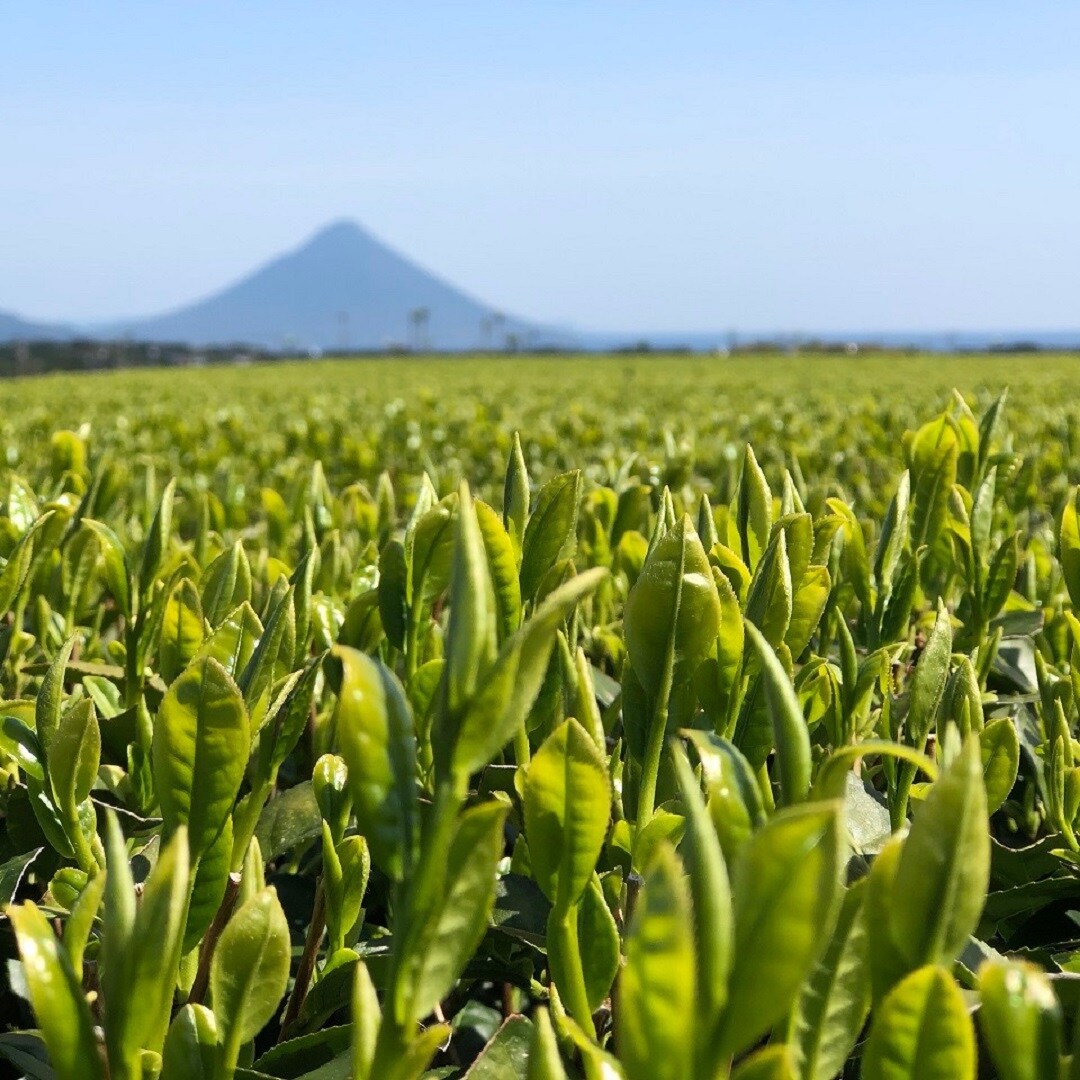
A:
[86,218,551,351]
[0,219,566,351]
[302,218,374,251]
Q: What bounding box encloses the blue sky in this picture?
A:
[2,2,1079,332]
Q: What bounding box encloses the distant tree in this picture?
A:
[408,307,430,352]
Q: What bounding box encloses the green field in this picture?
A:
[5,351,1078,501]
[2,352,1080,1078]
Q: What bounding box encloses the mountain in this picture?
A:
[5,222,1079,353]
[0,310,73,342]
[96,220,551,352]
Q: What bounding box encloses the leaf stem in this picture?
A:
[637,672,673,834]
[405,611,421,682]
[890,760,917,830]
[188,871,242,1006]
[279,878,326,1039]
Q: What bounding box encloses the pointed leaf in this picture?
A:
[520,471,581,601]
[618,844,694,1080]
[210,887,291,1049]
[152,655,250,857]
[862,966,974,1080]
[978,959,1061,1080]
[718,802,842,1058]
[333,647,416,881]
[524,718,610,909]
[7,902,104,1080]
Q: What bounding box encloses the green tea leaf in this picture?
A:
[905,600,952,748]
[449,567,606,779]
[865,833,911,1003]
[827,499,871,612]
[789,880,871,1080]
[375,1022,451,1080]
[718,802,842,1058]
[7,902,105,1080]
[62,866,105,977]
[159,578,206,685]
[978,959,1061,1080]
[160,1005,219,1080]
[672,745,732,1028]
[466,1016,533,1079]
[786,564,830,658]
[237,583,295,712]
[139,477,177,601]
[890,736,989,974]
[524,718,610,910]
[195,601,262,679]
[352,960,381,1080]
[48,698,100,813]
[252,656,321,787]
[546,875,619,1012]
[908,415,959,549]
[980,717,1019,814]
[745,621,812,805]
[476,499,522,644]
[685,730,765,867]
[731,1046,798,1080]
[36,635,77,766]
[874,471,911,594]
[400,800,508,1022]
[211,887,291,1056]
[862,966,975,1080]
[152,655,250,858]
[443,483,497,718]
[520,470,581,601]
[0,847,42,905]
[377,539,409,651]
[333,646,416,881]
[83,518,132,618]
[102,815,191,1067]
[503,432,530,564]
[526,1009,567,1080]
[618,843,694,1080]
[983,533,1019,621]
[736,443,772,570]
[1061,487,1080,611]
[201,540,252,629]
[255,780,321,860]
[0,512,51,618]
[744,528,793,649]
[409,495,456,616]
[185,813,233,953]
[625,515,720,695]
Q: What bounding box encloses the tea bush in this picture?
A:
[1,355,1079,1078]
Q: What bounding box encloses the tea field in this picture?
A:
[2,352,1080,1078]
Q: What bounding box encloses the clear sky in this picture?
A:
[3,2,1079,333]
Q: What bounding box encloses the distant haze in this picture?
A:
[3,4,1080,334]
[92,221,546,352]
[0,218,1079,353]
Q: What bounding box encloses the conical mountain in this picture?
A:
[104,220,543,351]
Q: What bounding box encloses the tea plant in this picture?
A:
[0,362,1079,1078]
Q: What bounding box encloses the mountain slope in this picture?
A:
[0,310,74,343]
[102,220,542,351]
